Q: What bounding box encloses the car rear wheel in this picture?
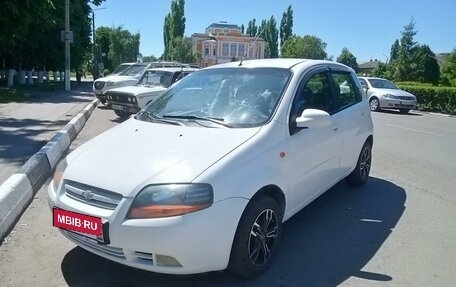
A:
[114,109,131,119]
[228,195,282,278]
[346,141,372,186]
[399,109,410,114]
[369,97,380,112]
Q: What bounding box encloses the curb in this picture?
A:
[0,99,99,242]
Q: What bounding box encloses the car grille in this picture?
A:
[107,91,133,104]
[64,230,125,259]
[64,180,123,210]
[398,96,414,100]
[94,81,105,90]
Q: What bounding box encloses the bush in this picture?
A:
[397,84,456,115]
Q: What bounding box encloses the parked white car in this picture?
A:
[105,67,198,118]
[93,62,190,104]
[358,77,417,114]
[49,59,373,277]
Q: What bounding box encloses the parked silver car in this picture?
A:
[358,77,417,114]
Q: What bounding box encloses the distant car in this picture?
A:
[93,62,190,104]
[49,59,373,278]
[358,77,417,114]
[110,62,136,76]
[106,67,198,118]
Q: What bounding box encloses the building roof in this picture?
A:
[206,22,240,30]
[359,60,380,69]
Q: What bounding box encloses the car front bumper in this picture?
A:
[48,181,248,274]
[379,98,416,110]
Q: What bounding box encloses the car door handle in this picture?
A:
[332,123,340,131]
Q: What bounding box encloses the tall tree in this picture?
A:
[280,5,293,49]
[394,19,418,81]
[282,35,327,59]
[240,24,245,35]
[163,0,187,60]
[337,48,359,71]
[246,19,258,37]
[259,17,279,58]
[390,39,400,62]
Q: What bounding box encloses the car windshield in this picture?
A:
[112,63,132,75]
[367,78,399,89]
[139,70,173,87]
[120,64,148,77]
[141,67,291,128]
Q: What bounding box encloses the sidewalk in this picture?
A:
[0,82,95,184]
[0,82,100,240]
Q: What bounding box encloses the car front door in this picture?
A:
[285,69,344,214]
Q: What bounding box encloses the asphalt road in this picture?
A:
[0,108,455,287]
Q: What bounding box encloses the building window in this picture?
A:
[213,48,216,56]
[230,44,237,57]
[238,44,245,57]
[222,43,229,57]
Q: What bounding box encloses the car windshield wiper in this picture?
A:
[162,115,234,128]
[137,111,184,126]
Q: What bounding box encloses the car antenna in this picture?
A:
[239,28,264,67]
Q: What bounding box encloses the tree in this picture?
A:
[169,37,196,63]
[163,0,186,60]
[337,48,358,71]
[259,17,279,58]
[410,45,440,84]
[281,35,327,59]
[246,19,258,37]
[440,49,456,87]
[143,55,158,62]
[390,39,400,62]
[280,5,293,49]
[0,0,105,74]
[394,19,418,81]
[240,24,245,35]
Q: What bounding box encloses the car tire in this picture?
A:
[346,141,372,186]
[399,109,410,114]
[114,109,131,119]
[369,97,380,112]
[99,99,107,104]
[228,195,282,278]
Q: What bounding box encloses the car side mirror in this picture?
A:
[296,109,331,128]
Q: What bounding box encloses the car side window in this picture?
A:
[289,72,334,135]
[330,72,362,111]
[358,78,368,89]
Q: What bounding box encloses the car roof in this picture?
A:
[358,76,389,80]
[205,58,352,71]
[145,67,199,72]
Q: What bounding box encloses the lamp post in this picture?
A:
[91,7,106,80]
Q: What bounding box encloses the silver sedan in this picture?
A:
[358,77,417,114]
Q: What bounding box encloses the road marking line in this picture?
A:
[386,124,444,137]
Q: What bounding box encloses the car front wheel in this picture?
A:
[114,109,131,118]
[369,97,380,112]
[346,141,372,186]
[228,195,282,278]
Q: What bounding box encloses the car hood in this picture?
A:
[64,119,260,197]
[106,76,139,83]
[107,85,166,96]
[372,88,415,98]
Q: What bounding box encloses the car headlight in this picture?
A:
[52,158,68,192]
[127,183,213,219]
[383,94,398,99]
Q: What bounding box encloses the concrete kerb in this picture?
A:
[0,98,99,241]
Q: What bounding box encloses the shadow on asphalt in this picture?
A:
[61,177,405,287]
[20,82,94,104]
[0,118,68,164]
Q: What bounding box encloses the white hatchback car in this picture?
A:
[49,59,373,277]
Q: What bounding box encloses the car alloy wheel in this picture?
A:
[228,195,282,278]
[359,145,371,180]
[248,209,279,267]
[369,98,379,111]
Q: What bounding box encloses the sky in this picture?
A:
[91,0,456,63]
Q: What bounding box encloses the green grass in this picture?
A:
[0,81,66,103]
[0,87,25,103]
